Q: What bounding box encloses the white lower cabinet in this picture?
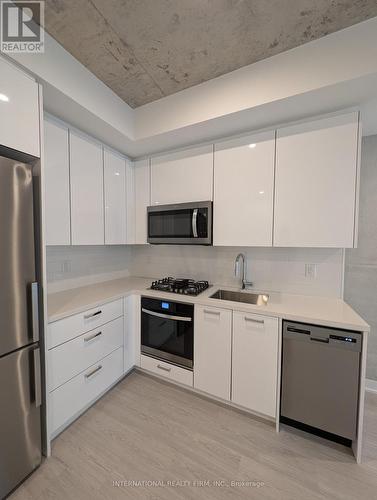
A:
[232,311,279,418]
[50,347,123,435]
[124,295,140,371]
[48,299,126,437]
[194,305,232,400]
[48,298,123,349]
[49,316,124,391]
[140,355,193,386]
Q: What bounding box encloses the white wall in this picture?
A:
[130,246,344,298]
[135,17,377,140]
[10,18,377,157]
[46,246,132,293]
[345,135,377,381]
[8,33,136,156]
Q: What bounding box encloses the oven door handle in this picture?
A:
[192,209,198,238]
[142,308,192,322]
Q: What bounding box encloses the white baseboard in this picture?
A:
[366,378,377,393]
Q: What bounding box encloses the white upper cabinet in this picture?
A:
[44,118,71,246]
[0,56,40,157]
[151,145,213,205]
[274,112,360,248]
[70,131,104,245]
[125,160,135,244]
[214,131,275,246]
[232,312,279,418]
[134,159,150,244]
[104,149,126,244]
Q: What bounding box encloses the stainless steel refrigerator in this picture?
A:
[0,156,42,499]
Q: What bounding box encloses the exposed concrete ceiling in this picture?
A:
[44,0,377,108]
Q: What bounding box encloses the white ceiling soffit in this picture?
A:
[8,17,377,158]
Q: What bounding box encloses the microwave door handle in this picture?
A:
[192,209,198,238]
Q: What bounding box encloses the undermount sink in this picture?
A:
[210,289,269,305]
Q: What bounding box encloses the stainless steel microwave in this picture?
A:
[147,201,213,245]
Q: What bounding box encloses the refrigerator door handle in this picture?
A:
[33,347,42,408]
[31,282,40,343]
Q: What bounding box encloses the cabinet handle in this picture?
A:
[244,316,264,324]
[84,310,102,319]
[85,365,102,379]
[157,364,171,372]
[203,309,221,316]
[84,331,102,342]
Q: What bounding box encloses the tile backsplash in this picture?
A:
[46,245,132,293]
[130,245,344,298]
[47,244,344,298]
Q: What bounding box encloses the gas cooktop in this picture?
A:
[149,277,210,296]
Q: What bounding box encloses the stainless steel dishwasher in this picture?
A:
[281,321,362,444]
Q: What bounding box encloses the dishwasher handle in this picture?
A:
[310,336,329,344]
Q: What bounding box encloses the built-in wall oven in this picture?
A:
[147,201,212,245]
[141,297,194,369]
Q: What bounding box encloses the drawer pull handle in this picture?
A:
[244,317,264,324]
[157,364,171,372]
[85,365,102,379]
[84,331,102,342]
[84,310,102,319]
[203,309,221,316]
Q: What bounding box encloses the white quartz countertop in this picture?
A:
[47,276,369,332]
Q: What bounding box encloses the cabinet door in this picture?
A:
[70,131,104,245]
[0,56,40,157]
[214,131,275,246]
[104,149,126,244]
[126,160,135,244]
[232,312,278,417]
[194,305,232,400]
[134,159,150,244]
[274,112,360,248]
[151,145,213,205]
[44,118,71,245]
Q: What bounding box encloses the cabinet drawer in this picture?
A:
[50,347,123,435]
[49,317,124,391]
[140,355,193,387]
[48,299,123,349]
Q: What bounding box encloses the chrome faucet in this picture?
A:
[234,253,253,290]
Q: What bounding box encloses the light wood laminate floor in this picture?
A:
[10,371,377,500]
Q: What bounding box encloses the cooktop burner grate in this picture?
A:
[150,277,209,296]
